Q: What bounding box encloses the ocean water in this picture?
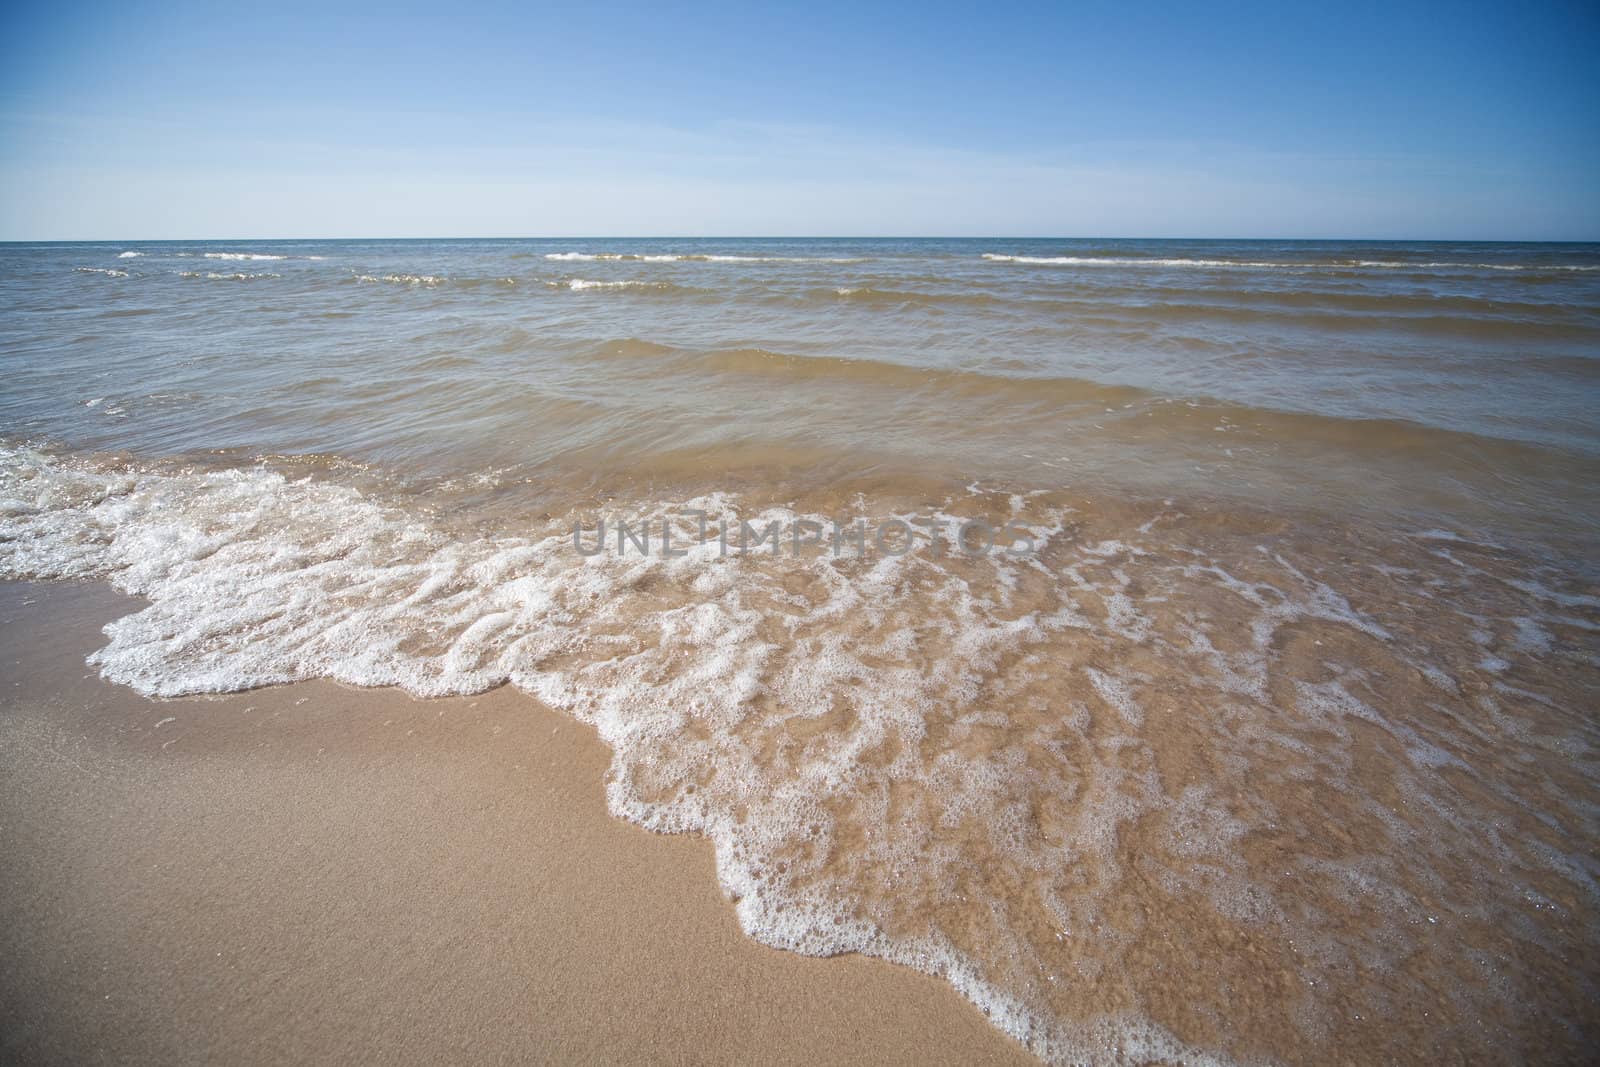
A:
[2,238,1598,1063]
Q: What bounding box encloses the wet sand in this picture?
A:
[0,580,1033,1066]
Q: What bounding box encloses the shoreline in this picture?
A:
[0,579,1034,1066]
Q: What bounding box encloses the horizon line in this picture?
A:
[4,235,1599,245]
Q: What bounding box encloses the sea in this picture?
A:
[2,238,1597,1063]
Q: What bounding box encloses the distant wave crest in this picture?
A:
[552,278,678,292]
[982,253,1600,272]
[545,252,863,264]
[353,273,445,286]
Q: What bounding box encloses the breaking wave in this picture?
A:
[1,443,1594,1065]
[981,252,1600,272]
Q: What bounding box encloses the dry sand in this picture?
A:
[0,580,1034,1066]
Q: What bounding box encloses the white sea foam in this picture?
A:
[982,253,1293,268]
[180,271,282,281]
[73,267,129,277]
[701,254,865,263]
[117,251,144,258]
[545,252,695,262]
[0,448,1220,1061]
[544,252,863,263]
[981,253,1600,272]
[1353,260,1600,271]
[352,273,445,286]
[1,445,1591,1066]
[554,278,665,291]
[203,252,288,261]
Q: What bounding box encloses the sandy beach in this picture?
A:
[0,580,1034,1066]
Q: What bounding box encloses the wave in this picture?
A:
[981,253,1600,272]
[452,276,518,288]
[545,252,687,262]
[1353,260,1600,271]
[73,266,129,277]
[1069,282,1595,319]
[587,337,677,358]
[1047,297,1600,341]
[203,252,288,261]
[117,251,143,259]
[1,442,1592,1065]
[941,279,1600,328]
[984,253,1288,268]
[703,254,867,263]
[345,273,520,288]
[544,252,865,263]
[179,271,282,281]
[550,278,692,293]
[353,273,446,287]
[576,341,1595,469]
[804,279,1600,335]
[828,285,996,307]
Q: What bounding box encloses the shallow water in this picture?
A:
[2,238,1597,1063]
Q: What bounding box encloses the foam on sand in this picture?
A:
[1,444,1594,1064]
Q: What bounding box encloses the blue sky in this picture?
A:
[1,1,1596,239]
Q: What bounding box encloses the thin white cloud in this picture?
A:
[1,113,1594,238]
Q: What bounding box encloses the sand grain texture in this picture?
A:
[0,581,1033,1067]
